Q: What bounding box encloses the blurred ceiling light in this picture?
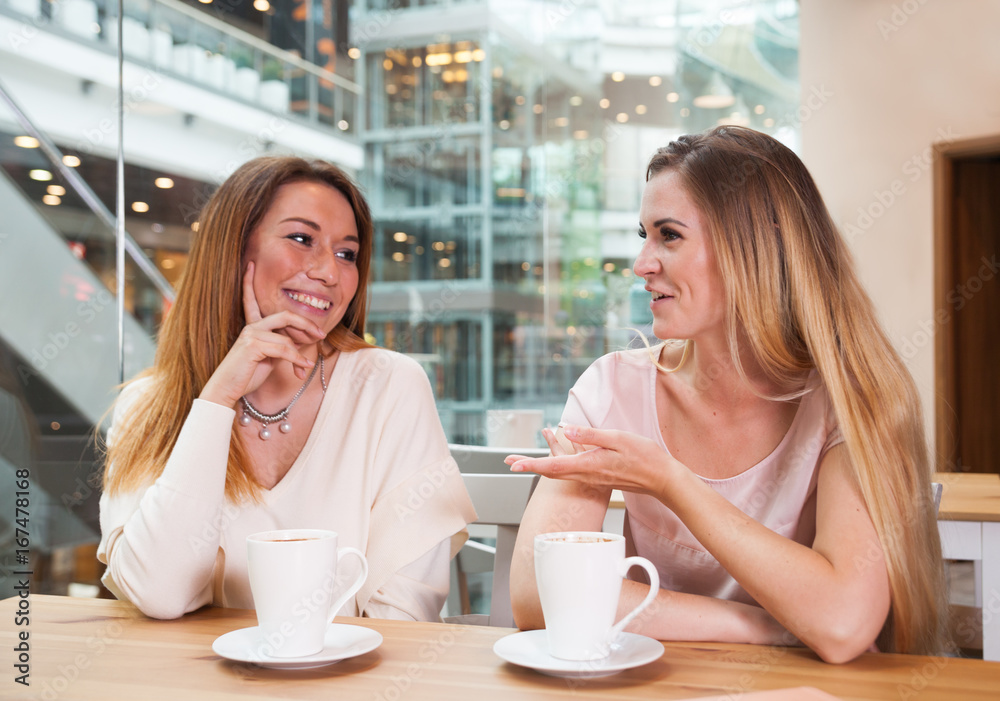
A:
[432,241,445,251]
[42,194,61,205]
[425,53,452,66]
[515,95,525,105]
[132,201,150,213]
[162,258,176,270]
[754,104,766,114]
[386,84,398,95]
[253,0,269,10]
[412,56,422,67]
[348,48,360,59]
[616,112,629,123]
[453,50,473,63]
[498,120,510,130]
[611,71,625,82]
[29,169,52,181]
[569,95,582,106]
[521,262,531,271]
[573,130,588,139]
[438,258,451,268]
[693,72,735,109]
[454,69,468,82]
[533,104,544,114]
[393,231,408,242]
[191,221,200,232]
[680,107,690,117]
[666,92,680,103]
[649,76,662,87]
[599,98,610,109]
[14,136,39,148]
[442,70,455,82]
[635,104,647,115]
[338,120,349,130]
[154,177,174,189]
[472,49,486,61]
[763,117,775,127]
[553,117,568,127]
[392,252,405,262]
[492,66,503,78]
[62,155,81,167]
[47,184,66,196]
[198,0,211,4]
[383,58,393,70]
[603,262,616,272]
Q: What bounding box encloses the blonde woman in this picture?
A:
[98,157,474,621]
[509,126,948,662]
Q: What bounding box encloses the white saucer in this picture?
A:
[213,624,382,669]
[493,630,663,678]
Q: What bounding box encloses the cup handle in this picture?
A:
[327,546,368,622]
[607,556,660,645]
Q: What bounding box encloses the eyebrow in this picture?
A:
[652,217,688,229]
[280,217,360,243]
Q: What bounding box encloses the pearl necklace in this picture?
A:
[239,356,327,440]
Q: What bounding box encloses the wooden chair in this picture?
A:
[444,444,547,627]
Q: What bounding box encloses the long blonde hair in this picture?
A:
[103,157,373,502]
[646,126,948,655]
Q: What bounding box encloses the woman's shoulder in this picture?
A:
[579,346,658,382]
[339,347,431,389]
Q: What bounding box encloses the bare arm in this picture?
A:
[509,426,890,662]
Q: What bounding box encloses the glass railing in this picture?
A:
[0,0,361,136]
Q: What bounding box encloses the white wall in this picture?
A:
[799,0,1000,452]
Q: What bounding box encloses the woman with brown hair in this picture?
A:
[509,126,948,662]
[98,156,474,621]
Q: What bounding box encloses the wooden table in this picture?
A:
[3,595,1000,700]
[935,471,1000,661]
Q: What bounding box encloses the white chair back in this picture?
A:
[445,444,547,627]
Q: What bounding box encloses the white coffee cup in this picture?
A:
[246,529,368,657]
[534,531,659,661]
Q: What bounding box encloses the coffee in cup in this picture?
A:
[246,529,368,657]
[534,531,659,661]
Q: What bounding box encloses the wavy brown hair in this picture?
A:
[646,126,948,655]
[103,156,373,502]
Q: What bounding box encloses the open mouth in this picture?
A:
[651,291,670,301]
[286,291,332,311]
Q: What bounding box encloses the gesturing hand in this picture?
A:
[505,424,675,501]
[198,262,326,409]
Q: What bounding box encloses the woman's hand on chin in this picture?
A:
[199,262,325,408]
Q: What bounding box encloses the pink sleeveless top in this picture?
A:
[561,349,843,606]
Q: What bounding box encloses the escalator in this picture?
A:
[0,85,169,598]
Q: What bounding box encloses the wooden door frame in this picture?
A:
[933,133,1000,471]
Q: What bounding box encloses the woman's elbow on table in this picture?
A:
[804,620,880,664]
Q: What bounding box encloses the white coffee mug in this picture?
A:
[246,529,368,657]
[534,531,659,661]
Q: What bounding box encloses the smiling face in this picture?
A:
[242,180,360,346]
[634,170,727,342]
